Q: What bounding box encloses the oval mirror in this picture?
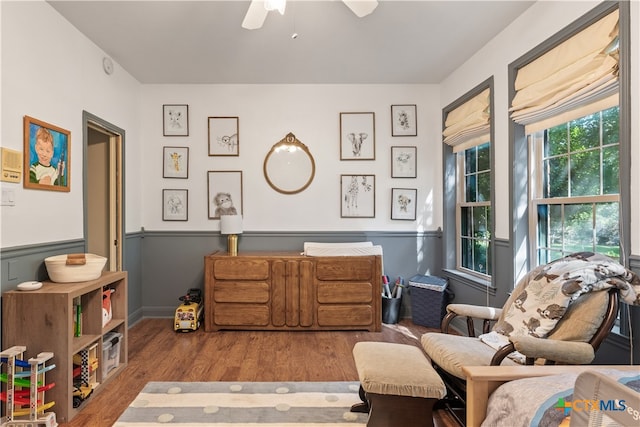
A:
[264,132,315,195]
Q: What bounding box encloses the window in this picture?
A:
[510,3,631,338]
[442,80,493,282]
[530,106,620,265]
[459,142,492,276]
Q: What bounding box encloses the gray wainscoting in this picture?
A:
[140,229,443,319]
[2,231,635,364]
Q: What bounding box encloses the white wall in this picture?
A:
[2,0,636,252]
[1,1,441,250]
[0,0,143,248]
[140,84,440,232]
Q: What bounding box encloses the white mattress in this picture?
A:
[304,244,383,257]
[302,241,373,254]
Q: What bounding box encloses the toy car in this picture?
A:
[73,381,93,408]
[174,288,203,332]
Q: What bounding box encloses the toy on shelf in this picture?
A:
[72,382,93,409]
[174,288,203,332]
[103,287,115,328]
[71,344,97,408]
[0,346,57,427]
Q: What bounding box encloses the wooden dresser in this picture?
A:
[204,251,381,332]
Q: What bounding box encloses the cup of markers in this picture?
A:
[381,275,404,324]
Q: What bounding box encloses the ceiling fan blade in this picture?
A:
[242,0,269,30]
[342,0,378,18]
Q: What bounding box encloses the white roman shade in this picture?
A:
[511,9,619,134]
[443,88,490,153]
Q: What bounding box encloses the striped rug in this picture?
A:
[114,381,368,426]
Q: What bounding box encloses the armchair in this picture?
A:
[421,252,639,422]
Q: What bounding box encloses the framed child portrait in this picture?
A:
[23,115,70,192]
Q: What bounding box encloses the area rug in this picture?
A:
[113,381,368,426]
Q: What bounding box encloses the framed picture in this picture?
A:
[391,104,417,137]
[341,174,375,218]
[163,189,188,221]
[207,170,243,219]
[163,146,189,179]
[23,115,70,192]
[391,188,417,221]
[391,146,417,178]
[340,112,375,160]
[208,117,239,156]
[163,104,189,136]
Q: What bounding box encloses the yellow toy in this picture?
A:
[174,288,203,332]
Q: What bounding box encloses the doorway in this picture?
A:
[83,111,124,271]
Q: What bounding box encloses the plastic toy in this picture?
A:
[174,288,203,332]
[72,382,93,408]
[0,346,57,427]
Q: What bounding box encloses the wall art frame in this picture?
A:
[208,116,239,156]
[340,112,375,160]
[163,146,189,179]
[340,174,375,218]
[163,189,188,221]
[391,188,417,221]
[23,115,70,192]
[391,104,417,137]
[163,104,189,136]
[207,170,243,219]
[391,146,417,178]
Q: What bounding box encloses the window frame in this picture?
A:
[457,142,492,278]
[528,108,621,265]
[442,77,495,288]
[509,1,632,337]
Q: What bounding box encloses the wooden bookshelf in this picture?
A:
[2,271,128,423]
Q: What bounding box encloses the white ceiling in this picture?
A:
[48,0,534,84]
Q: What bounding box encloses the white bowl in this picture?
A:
[45,254,107,283]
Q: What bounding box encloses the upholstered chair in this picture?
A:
[421,252,626,413]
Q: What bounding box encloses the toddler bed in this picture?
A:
[482,368,639,426]
[463,365,640,427]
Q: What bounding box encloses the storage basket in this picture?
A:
[45,253,107,283]
[102,331,123,377]
[408,274,448,328]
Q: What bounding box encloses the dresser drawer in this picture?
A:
[214,304,270,326]
[315,258,375,281]
[213,281,270,303]
[317,282,373,303]
[213,259,270,280]
[317,305,373,326]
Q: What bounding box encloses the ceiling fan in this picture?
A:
[242,0,379,30]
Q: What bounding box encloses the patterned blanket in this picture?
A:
[480,252,640,360]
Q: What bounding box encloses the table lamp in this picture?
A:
[220,215,243,256]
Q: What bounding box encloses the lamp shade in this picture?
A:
[220,215,243,235]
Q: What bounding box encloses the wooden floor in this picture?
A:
[60,318,461,427]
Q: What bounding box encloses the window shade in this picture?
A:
[443,88,490,153]
[511,9,619,134]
